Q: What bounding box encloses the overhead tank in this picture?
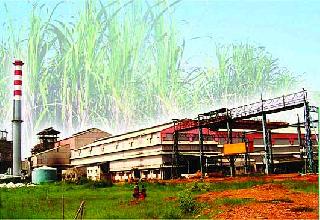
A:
[32,166,57,184]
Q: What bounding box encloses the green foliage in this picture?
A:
[280,180,318,193]
[64,177,113,188]
[162,206,183,219]
[0,182,185,219]
[86,179,113,188]
[1,180,316,219]
[178,189,199,214]
[187,182,210,192]
[0,0,300,140]
[191,44,299,109]
[208,180,265,191]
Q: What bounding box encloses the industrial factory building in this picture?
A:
[70,122,218,180]
[30,128,111,178]
[69,120,317,181]
[26,90,318,181]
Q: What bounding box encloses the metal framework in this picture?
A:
[171,89,316,177]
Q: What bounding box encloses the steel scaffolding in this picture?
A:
[171,89,316,177]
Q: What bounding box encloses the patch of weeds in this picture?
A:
[216,198,254,206]
[70,178,113,188]
[209,180,264,191]
[178,189,200,214]
[187,182,210,192]
[144,209,158,219]
[291,206,314,212]
[190,182,201,192]
[162,206,182,219]
[280,181,318,193]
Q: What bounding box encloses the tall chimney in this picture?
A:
[12,59,24,176]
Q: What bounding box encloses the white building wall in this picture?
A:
[71,145,163,166]
[87,165,100,181]
[71,131,163,161]
[109,155,163,171]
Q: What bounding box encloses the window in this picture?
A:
[150,133,153,143]
[116,141,119,149]
[164,134,173,141]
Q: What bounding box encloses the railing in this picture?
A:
[230,90,306,119]
[174,90,307,132]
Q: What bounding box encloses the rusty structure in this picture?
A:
[171,89,318,177]
[30,128,110,179]
[31,127,60,154]
[0,130,13,174]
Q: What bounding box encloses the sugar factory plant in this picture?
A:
[0,60,319,184]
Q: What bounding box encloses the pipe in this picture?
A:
[12,59,24,176]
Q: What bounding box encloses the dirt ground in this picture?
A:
[194,174,319,219]
[158,173,318,184]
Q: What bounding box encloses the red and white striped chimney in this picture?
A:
[13,60,23,100]
[12,59,24,176]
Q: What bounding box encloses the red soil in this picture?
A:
[157,173,318,184]
[196,182,319,219]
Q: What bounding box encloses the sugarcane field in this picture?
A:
[0,0,319,219]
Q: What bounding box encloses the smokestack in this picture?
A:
[12,59,24,176]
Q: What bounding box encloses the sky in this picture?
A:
[0,0,319,90]
[173,0,320,90]
[0,0,319,157]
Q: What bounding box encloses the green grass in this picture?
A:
[279,180,318,193]
[0,180,265,219]
[1,179,318,219]
[0,182,186,219]
[207,180,265,191]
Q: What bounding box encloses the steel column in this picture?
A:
[226,114,235,177]
[242,132,250,174]
[171,121,180,179]
[198,115,204,178]
[304,100,314,173]
[171,130,179,179]
[297,115,304,159]
[268,130,274,173]
[296,114,306,173]
[261,96,271,175]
